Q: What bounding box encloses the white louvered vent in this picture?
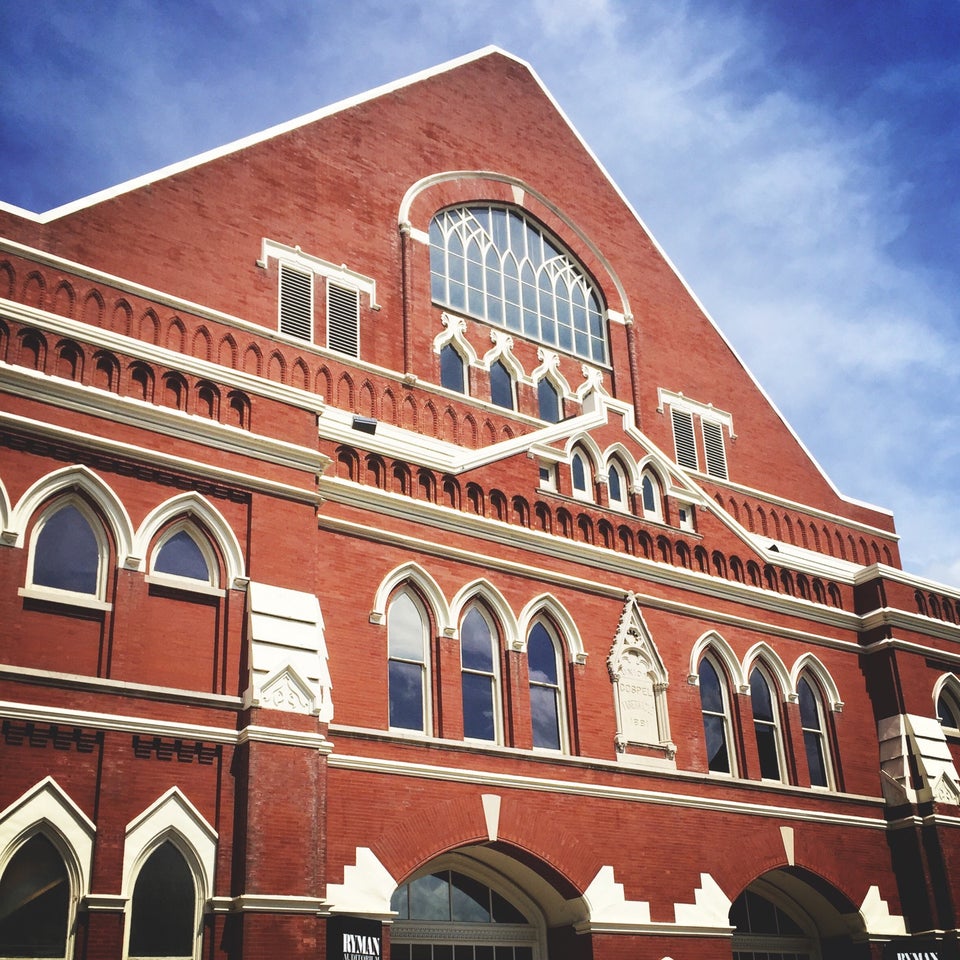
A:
[278,264,313,341]
[671,409,698,470]
[702,419,728,479]
[327,283,360,357]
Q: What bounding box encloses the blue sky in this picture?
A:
[2,0,958,584]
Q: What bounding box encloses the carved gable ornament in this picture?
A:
[607,594,676,768]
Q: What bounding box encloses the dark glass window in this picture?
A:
[750,667,782,781]
[536,378,559,423]
[571,452,589,496]
[528,623,561,750]
[129,842,194,957]
[641,474,657,515]
[389,592,428,732]
[0,834,69,958]
[391,871,528,926]
[489,361,513,410]
[154,530,209,582]
[33,503,99,594]
[938,691,960,729]
[798,677,829,787]
[440,344,466,394]
[699,658,731,774]
[461,608,497,741]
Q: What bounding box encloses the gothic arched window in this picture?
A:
[388,590,430,733]
[528,621,564,751]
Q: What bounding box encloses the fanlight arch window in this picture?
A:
[797,676,831,788]
[151,525,217,586]
[0,833,70,959]
[730,886,816,959]
[698,657,735,775]
[460,605,501,743]
[29,499,107,598]
[391,868,538,959]
[750,666,785,782]
[388,590,431,733]
[430,205,607,364]
[127,841,196,960]
[527,621,564,751]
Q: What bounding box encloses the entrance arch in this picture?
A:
[730,867,869,960]
[389,850,554,960]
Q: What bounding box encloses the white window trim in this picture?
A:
[460,605,503,745]
[148,521,220,590]
[259,238,379,308]
[698,655,738,778]
[749,665,788,784]
[527,619,568,754]
[387,589,432,735]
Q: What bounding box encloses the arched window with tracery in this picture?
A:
[527,621,564,751]
[460,605,501,743]
[388,590,430,733]
[430,205,606,363]
[29,499,107,599]
[699,657,735,775]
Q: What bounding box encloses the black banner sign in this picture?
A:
[882,938,959,960]
[326,916,383,960]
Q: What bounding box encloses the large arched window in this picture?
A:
[0,833,70,958]
[460,606,500,743]
[388,590,430,733]
[798,676,831,788]
[29,500,106,598]
[128,841,196,959]
[750,666,785,782]
[730,886,815,959]
[527,621,564,751]
[698,657,735,775]
[430,206,606,364]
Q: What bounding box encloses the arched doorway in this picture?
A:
[389,852,547,960]
[730,868,869,960]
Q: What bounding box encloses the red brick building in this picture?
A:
[1,47,959,960]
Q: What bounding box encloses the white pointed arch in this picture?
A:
[791,653,843,712]
[689,630,744,690]
[636,454,671,491]
[601,443,639,486]
[122,787,217,904]
[10,464,133,557]
[516,593,586,663]
[564,432,604,476]
[450,579,518,646]
[480,329,525,380]
[369,561,452,636]
[743,642,793,702]
[934,672,960,729]
[0,776,95,898]
[133,492,246,585]
[0,475,11,539]
[433,313,480,365]
[530,348,573,397]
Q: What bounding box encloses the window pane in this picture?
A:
[537,378,559,423]
[750,669,775,722]
[572,454,586,492]
[939,693,959,728]
[642,475,656,514]
[755,723,781,780]
[804,730,828,787]
[703,714,730,773]
[0,834,69,958]
[490,361,513,410]
[797,678,820,730]
[410,873,450,921]
[451,872,490,922]
[698,660,724,714]
[492,891,527,924]
[608,465,622,502]
[530,685,561,750]
[461,610,494,671]
[389,593,427,661]
[440,344,465,393]
[389,660,425,730]
[462,672,496,741]
[155,529,209,581]
[129,842,194,957]
[527,625,557,684]
[33,504,99,594]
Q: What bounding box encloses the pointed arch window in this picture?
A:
[607,459,629,511]
[152,527,215,585]
[128,841,196,959]
[528,622,564,750]
[750,667,785,782]
[571,449,592,501]
[699,657,735,775]
[430,205,607,364]
[0,833,70,958]
[460,606,500,742]
[640,471,662,521]
[798,676,831,787]
[489,359,514,410]
[388,590,430,733]
[938,682,960,733]
[536,378,560,423]
[29,500,105,598]
[440,343,466,394]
